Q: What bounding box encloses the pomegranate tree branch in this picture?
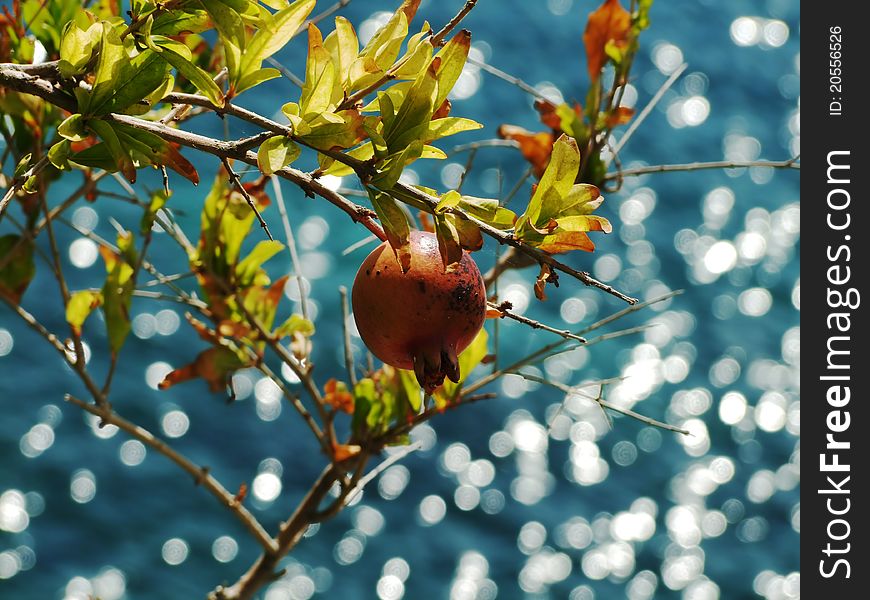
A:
[65,394,278,552]
[488,301,587,343]
[604,156,801,181]
[431,0,478,47]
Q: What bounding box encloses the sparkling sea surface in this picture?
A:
[0,0,800,598]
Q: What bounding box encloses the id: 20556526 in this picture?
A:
[830,26,843,115]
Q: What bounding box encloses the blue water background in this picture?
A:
[0,0,800,598]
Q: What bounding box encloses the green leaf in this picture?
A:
[397,368,422,411]
[384,61,438,152]
[242,275,288,331]
[58,20,101,78]
[13,154,32,179]
[141,189,170,236]
[393,24,433,79]
[441,328,488,400]
[82,23,128,116]
[323,16,359,88]
[257,136,301,175]
[66,290,103,335]
[100,234,135,355]
[434,213,463,271]
[560,183,603,215]
[58,114,88,142]
[297,111,363,151]
[69,143,117,172]
[368,189,412,272]
[88,119,136,183]
[113,123,200,184]
[198,0,246,50]
[153,37,225,107]
[235,67,281,95]
[0,235,36,304]
[435,190,460,213]
[98,49,171,115]
[300,24,337,115]
[240,0,315,75]
[48,140,71,170]
[151,9,213,35]
[358,7,408,72]
[235,240,284,286]
[274,313,315,339]
[433,29,471,110]
[371,140,423,190]
[523,134,580,228]
[352,377,377,435]
[458,196,517,230]
[426,117,483,142]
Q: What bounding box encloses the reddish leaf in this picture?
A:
[535,99,562,130]
[583,0,631,81]
[333,442,362,462]
[432,98,452,120]
[537,230,596,254]
[534,263,558,301]
[324,378,355,414]
[158,347,247,393]
[497,125,554,179]
[607,106,635,127]
[0,235,35,303]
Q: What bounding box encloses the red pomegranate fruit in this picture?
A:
[352,230,487,394]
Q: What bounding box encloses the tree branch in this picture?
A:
[65,394,278,552]
[604,156,800,181]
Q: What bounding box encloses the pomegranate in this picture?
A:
[352,231,487,394]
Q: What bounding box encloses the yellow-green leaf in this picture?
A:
[435,190,460,213]
[323,16,359,88]
[426,117,483,142]
[240,0,316,76]
[368,189,411,272]
[153,37,225,107]
[433,29,471,110]
[300,24,337,115]
[274,313,315,339]
[66,290,103,335]
[434,213,463,271]
[58,114,88,142]
[235,67,281,95]
[83,23,127,116]
[257,136,301,175]
[440,328,488,400]
[524,134,580,227]
[58,20,101,78]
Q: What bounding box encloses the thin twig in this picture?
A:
[270,176,308,320]
[489,301,587,343]
[450,138,519,155]
[514,373,689,435]
[341,234,378,255]
[431,0,478,47]
[610,63,687,157]
[0,155,49,222]
[466,56,548,101]
[339,286,358,386]
[462,292,681,397]
[343,442,422,506]
[265,57,305,88]
[222,157,274,240]
[605,156,800,181]
[64,394,279,551]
